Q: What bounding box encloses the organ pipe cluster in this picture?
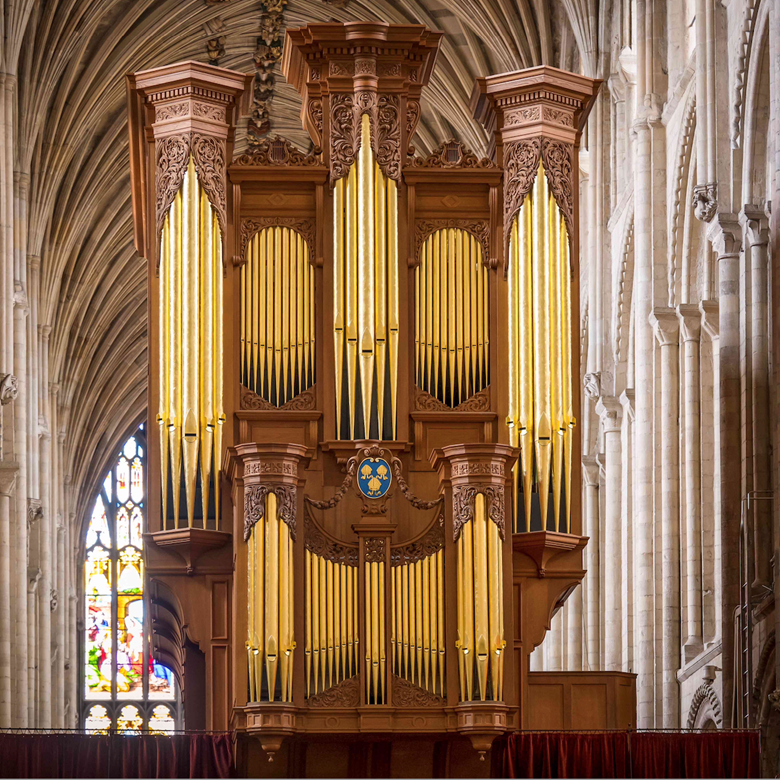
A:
[157,157,224,529]
[304,551,359,697]
[333,114,399,440]
[457,494,504,702]
[507,162,573,533]
[364,551,387,704]
[415,230,489,406]
[241,228,315,405]
[391,549,445,696]
[247,493,295,702]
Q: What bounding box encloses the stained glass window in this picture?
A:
[83,426,179,731]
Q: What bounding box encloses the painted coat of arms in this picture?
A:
[357,458,392,499]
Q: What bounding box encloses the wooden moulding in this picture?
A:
[146,528,232,576]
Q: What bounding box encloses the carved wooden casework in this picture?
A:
[127,36,616,772]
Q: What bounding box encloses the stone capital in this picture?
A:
[677,303,702,343]
[0,462,19,496]
[699,300,719,340]
[739,205,770,247]
[595,395,622,434]
[582,456,600,488]
[0,373,18,404]
[706,213,742,257]
[649,306,679,347]
[619,388,635,422]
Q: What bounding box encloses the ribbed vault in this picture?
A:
[4,0,609,530]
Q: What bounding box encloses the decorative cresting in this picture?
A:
[432,444,517,705]
[415,228,490,408]
[127,63,251,532]
[238,443,310,705]
[471,66,600,535]
[240,227,316,406]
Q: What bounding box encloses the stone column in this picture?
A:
[707,215,741,725]
[37,430,52,728]
[620,389,635,673]
[677,304,703,660]
[596,396,622,671]
[741,208,771,592]
[0,460,17,726]
[650,307,680,727]
[582,456,600,670]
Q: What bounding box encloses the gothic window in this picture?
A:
[82,426,178,732]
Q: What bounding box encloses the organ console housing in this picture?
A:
[127,23,636,777]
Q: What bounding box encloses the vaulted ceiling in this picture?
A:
[3,0,609,518]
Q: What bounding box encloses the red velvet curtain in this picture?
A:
[0,732,234,779]
[496,731,761,779]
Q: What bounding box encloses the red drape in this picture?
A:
[496,731,761,779]
[0,732,234,779]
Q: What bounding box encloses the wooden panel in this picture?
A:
[412,416,496,461]
[211,579,230,640]
[527,683,564,730]
[571,684,607,729]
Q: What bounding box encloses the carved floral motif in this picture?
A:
[370,94,401,181]
[541,138,574,239]
[391,675,444,707]
[191,133,227,236]
[364,537,387,563]
[239,383,316,411]
[238,217,316,268]
[233,136,319,167]
[303,506,358,566]
[330,93,360,184]
[192,102,226,122]
[390,457,442,511]
[502,138,541,260]
[413,385,490,412]
[452,484,505,542]
[307,674,360,707]
[244,484,298,541]
[390,514,444,567]
[305,458,357,511]
[155,102,189,121]
[155,134,190,238]
[414,219,491,270]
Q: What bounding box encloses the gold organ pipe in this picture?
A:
[340,564,348,679]
[274,228,283,404]
[334,179,345,429]
[199,191,214,524]
[345,164,358,437]
[561,219,573,533]
[255,235,262,395]
[168,189,182,528]
[158,217,170,528]
[391,567,397,674]
[264,231,274,399]
[282,229,292,400]
[287,531,294,698]
[333,558,342,683]
[549,191,564,532]
[487,517,501,699]
[437,550,445,695]
[247,518,256,700]
[279,519,290,701]
[313,555,322,694]
[432,231,441,396]
[462,520,475,702]
[305,549,312,697]
[326,559,334,688]
[456,535,465,699]
[296,233,304,396]
[414,560,423,685]
[402,564,410,679]
[379,560,386,704]
[425,239,434,393]
[375,167,387,436]
[422,557,431,690]
[446,230,456,403]
[387,178,399,438]
[370,561,380,702]
[455,231,464,405]
[265,492,279,700]
[473,494,489,701]
[357,115,375,437]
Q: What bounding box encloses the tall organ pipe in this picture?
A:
[157,157,223,529]
[333,114,398,439]
[507,162,573,532]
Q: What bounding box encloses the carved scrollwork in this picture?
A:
[391,675,444,707]
[191,133,227,237]
[192,102,226,122]
[244,484,298,542]
[541,138,574,240]
[413,385,490,412]
[308,99,323,139]
[307,674,360,707]
[233,136,320,167]
[406,99,420,153]
[502,138,541,260]
[330,93,360,184]
[452,485,505,542]
[390,514,444,567]
[370,94,401,181]
[155,134,190,238]
[305,457,357,511]
[414,219,491,270]
[390,457,442,511]
[303,505,358,567]
[364,537,387,563]
[238,217,316,267]
[410,139,495,169]
[156,102,189,122]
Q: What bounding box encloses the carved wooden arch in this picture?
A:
[238,217,317,268]
[413,219,493,271]
[155,132,227,244]
[390,511,444,567]
[303,504,359,567]
[330,92,401,186]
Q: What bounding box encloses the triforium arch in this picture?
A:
[127,22,615,770]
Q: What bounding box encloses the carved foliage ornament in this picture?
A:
[303,506,358,567]
[240,384,316,411]
[541,138,574,239]
[414,385,490,412]
[364,537,387,563]
[155,133,227,241]
[307,674,360,707]
[305,457,357,511]
[233,136,319,167]
[244,484,298,542]
[238,218,316,267]
[414,219,491,271]
[390,514,444,567]
[502,138,541,258]
[391,675,444,707]
[329,92,401,185]
[452,485,505,542]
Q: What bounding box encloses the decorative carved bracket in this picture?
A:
[452,484,506,542]
[303,505,358,566]
[390,514,444,567]
[244,484,298,541]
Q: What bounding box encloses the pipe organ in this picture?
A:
[127,29,627,776]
